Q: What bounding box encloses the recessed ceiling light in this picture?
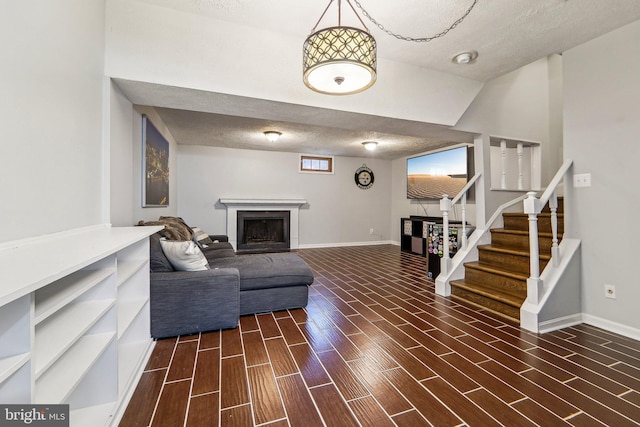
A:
[362,141,378,151]
[263,131,282,142]
[451,50,478,65]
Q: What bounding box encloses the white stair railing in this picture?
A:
[440,173,481,276]
[523,160,573,304]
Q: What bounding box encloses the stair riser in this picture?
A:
[451,287,521,320]
[503,215,564,234]
[478,250,549,275]
[490,232,555,253]
[464,267,527,294]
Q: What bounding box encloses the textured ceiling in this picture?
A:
[122,0,640,159]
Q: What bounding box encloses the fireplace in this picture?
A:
[219,198,306,251]
[237,210,290,253]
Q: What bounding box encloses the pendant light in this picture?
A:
[303,0,377,95]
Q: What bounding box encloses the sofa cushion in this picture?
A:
[210,252,314,291]
[192,227,214,248]
[160,239,209,271]
[149,232,175,273]
[202,242,237,262]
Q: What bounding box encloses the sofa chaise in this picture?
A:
[143,218,314,339]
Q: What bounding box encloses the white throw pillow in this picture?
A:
[159,239,209,271]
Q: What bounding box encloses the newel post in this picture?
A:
[440,195,452,276]
[523,192,543,303]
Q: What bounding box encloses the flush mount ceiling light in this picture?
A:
[303,0,377,95]
[451,50,478,64]
[362,141,378,151]
[263,131,282,142]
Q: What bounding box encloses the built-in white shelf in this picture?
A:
[0,353,30,384]
[117,299,147,339]
[71,402,117,427]
[118,339,152,396]
[117,260,147,288]
[35,268,115,324]
[36,331,116,404]
[0,225,162,426]
[35,300,116,378]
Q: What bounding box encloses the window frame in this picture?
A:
[298,154,335,174]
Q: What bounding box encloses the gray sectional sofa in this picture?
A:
[147,230,314,338]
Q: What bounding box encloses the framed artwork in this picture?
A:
[142,115,169,207]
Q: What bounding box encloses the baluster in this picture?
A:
[549,190,560,266]
[440,195,452,276]
[524,192,543,303]
[517,143,524,190]
[500,140,507,189]
[461,193,467,250]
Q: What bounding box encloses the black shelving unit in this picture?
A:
[400,216,441,256]
[401,217,473,279]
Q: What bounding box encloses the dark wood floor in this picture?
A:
[120,245,640,426]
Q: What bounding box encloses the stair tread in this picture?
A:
[478,244,551,260]
[449,294,520,324]
[463,261,529,280]
[450,279,526,307]
[503,212,564,217]
[490,228,557,238]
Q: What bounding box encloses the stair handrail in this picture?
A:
[440,172,481,275]
[523,159,572,303]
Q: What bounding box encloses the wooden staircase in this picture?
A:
[450,200,564,322]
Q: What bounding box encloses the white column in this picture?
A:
[500,140,507,189]
[524,192,543,303]
[439,195,452,277]
[517,143,524,190]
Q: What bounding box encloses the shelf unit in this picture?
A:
[0,225,161,426]
[401,217,474,279]
[400,216,443,256]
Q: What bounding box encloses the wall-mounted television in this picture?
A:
[407,146,469,200]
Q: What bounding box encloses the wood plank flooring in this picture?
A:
[120,245,640,426]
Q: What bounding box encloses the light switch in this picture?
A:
[573,173,591,188]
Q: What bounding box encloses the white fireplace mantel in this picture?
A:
[219,198,307,250]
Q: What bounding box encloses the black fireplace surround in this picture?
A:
[237,210,290,253]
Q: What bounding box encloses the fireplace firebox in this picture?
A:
[237,210,290,253]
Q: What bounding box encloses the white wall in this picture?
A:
[104,0,482,127]
[450,56,562,221]
[177,146,392,247]
[109,82,135,226]
[0,0,106,242]
[563,20,640,333]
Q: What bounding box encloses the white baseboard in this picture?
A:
[538,314,583,334]
[298,240,396,249]
[581,314,640,341]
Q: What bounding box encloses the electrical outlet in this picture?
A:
[574,173,592,188]
[369,228,374,235]
[605,284,616,299]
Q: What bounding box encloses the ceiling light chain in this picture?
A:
[352,0,479,42]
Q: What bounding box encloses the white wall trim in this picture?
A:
[581,314,640,342]
[538,314,583,334]
[298,240,396,249]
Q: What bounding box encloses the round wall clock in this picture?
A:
[355,164,374,189]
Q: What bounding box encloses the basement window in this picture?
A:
[299,154,334,174]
